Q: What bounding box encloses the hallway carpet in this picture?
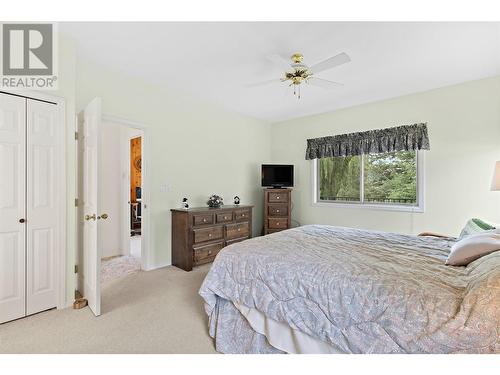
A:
[0,265,217,353]
[101,255,142,284]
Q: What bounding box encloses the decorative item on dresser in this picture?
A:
[264,188,292,235]
[207,194,224,208]
[171,205,253,271]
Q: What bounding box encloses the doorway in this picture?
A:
[129,133,143,256]
[77,100,151,316]
[99,121,145,284]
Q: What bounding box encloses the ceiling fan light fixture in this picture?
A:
[290,62,309,70]
[291,53,304,63]
[249,51,350,99]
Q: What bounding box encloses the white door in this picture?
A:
[25,99,59,315]
[78,98,102,316]
[0,93,26,324]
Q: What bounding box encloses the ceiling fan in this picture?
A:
[248,52,351,98]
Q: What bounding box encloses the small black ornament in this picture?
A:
[234,196,240,205]
[181,197,189,209]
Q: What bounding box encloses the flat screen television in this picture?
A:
[261,164,294,188]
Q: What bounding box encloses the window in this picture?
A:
[314,151,423,211]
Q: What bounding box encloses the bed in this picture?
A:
[198,225,500,354]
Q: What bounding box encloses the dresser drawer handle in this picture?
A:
[208,250,212,255]
[276,209,280,213]
[208,233,212,237]
[203,218,207,223]
[242,214,245,217]
[237,228,241,232]
[276,222,280,226]
[224,216,228,219]
[276,196,280,199]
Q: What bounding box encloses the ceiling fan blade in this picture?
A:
[267,54,291,70]
[307,77,344,89]
[245,78,282,88]
[309,52,351,74]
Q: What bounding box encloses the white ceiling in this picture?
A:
[61,22,500,122]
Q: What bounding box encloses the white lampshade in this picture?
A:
[491,161,500,191]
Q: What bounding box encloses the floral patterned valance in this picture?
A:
[305,123,430,160]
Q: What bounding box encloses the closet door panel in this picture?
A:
[26,99,59,315]
[0,93,26,324]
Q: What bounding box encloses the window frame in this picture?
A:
[311,150,425,212]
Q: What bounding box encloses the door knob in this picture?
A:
[98,213,109,220]
[19,218,26,223]
[85,214,96,221]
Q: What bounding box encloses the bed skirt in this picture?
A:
[207,296,343,354]
[208,296,283,354]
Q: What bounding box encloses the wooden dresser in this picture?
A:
[171,205,253,271]
[264,188,292,235]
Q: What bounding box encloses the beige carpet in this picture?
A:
[0,265,217,353]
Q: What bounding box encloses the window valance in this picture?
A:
[305,123,430,160]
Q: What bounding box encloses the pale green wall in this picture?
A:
[55,35,271,305]
[51,34,77,305]
[270,76,500,236]
[74,57,271,271]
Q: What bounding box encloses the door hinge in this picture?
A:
[74,265,78,274]
[75,198,79,207]
[75,131,79,140]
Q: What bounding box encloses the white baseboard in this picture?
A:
[143,262,171,271]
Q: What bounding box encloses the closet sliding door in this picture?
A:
[0,94,26,323]
[26,99,59,315]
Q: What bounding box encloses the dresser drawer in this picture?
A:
[193,241,224,265]
[193,226,223,243]
[216,212,233,223]
[268,191,289,203]
[268,205,288,217]
[193,214,213,226]
[226,222,250,240]
[268,218,288,229]
[234,209,250,221]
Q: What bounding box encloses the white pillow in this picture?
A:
[446,229,500,266]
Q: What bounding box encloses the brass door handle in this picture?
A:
[98,213,109,220]
[85,214,96,221]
